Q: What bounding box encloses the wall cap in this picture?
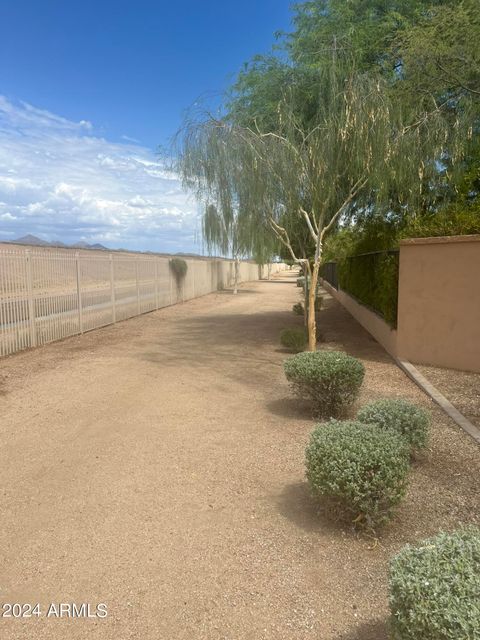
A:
[396,359,480,445]
[400,234,480,246]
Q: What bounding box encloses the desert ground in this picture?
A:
[1,272,479,639]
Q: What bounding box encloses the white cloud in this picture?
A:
[0,97,200,252]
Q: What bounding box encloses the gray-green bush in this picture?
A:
[284,350,365,416]
[294,296,322,316]
[169,257,188,287]
[389,527,480,639]
[280,328,307,353]
[306,420,410,528]
[358,398,430,451]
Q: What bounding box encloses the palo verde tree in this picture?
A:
[175,66,461,347]
[241,70,397,350]
[175,65,386,346]
[175,38,468,349]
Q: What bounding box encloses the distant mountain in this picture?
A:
[70,241,91,249]
[49,240,68,247]
[12,234,51,246]
[9,235,109,251]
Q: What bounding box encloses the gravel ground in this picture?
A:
[417,364,480,430]
[0,273,479,640]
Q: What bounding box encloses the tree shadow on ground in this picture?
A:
[141,307,394,368]
[335,620,388,640]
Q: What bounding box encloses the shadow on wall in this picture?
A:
[216,261,224,291]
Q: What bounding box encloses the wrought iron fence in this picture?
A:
[321,261,338,289]
[338,250,400,327]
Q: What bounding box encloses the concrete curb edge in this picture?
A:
[395,358,480,445]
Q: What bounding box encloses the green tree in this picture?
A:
[226,0,479,242]
[175,61,452,348]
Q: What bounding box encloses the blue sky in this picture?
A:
[0,1,293,252]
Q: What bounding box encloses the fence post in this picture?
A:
[192,260,195,299]
[135,259,140,314]
[75,252,83,333]
[25,249,37,348]
[169,262,173,305]
[154,260,159,309]
[109,254,116,323]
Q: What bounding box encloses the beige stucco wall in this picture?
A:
[322,234,480,373]
[397,235,480,372]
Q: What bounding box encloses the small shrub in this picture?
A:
[284,350,365,416]
[306,420,410,528]
[389,527,480,639]
[293,296,322,319]
[296,276,321,293]
[280,328,307,353]
[169,257,188,286]
[358,398,430,451]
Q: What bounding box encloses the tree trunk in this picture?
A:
[303,261,311,331]
[233,258,240,294]
[307,260,321,351]
[267,264,271,280]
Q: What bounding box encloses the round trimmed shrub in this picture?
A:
[284,350,365,416]
[389,527,480,639]
[358,398,430,451]
[306,420,410,528]
[280,328,307,353]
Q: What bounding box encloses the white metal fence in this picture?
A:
[0,244,285,357]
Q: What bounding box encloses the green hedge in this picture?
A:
[338,251,399,327]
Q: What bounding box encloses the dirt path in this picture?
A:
[1,273,479,640]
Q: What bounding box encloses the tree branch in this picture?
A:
[320,177,367,242]
[268,216,304,264]
[300,207,318,243]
